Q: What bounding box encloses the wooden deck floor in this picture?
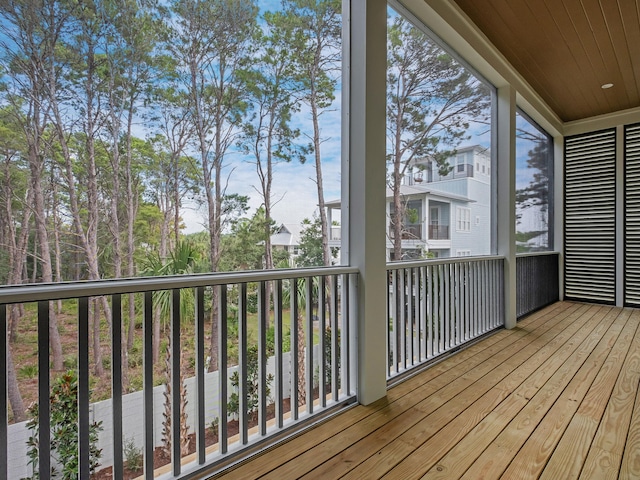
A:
[212,302,640,479]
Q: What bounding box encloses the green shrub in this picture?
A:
[23,371,103,480]
[19,364,38,379]
[63,355,77,370]
[123,437,142,472]
[228,345,273,421]
[209,417,219,438]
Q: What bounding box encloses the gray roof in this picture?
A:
[271,223,302,247]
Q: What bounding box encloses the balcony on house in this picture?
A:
[3,0,640,478]
[1,254,562,479]
[428,224,449,240]
[388,223,423,240]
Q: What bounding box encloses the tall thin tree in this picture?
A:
[386,15,489,260]
[168,0,257,369]
[283,0,341,269]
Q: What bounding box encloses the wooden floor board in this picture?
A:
[540,307,637,480]
[320,303,593,480]
[460,306,624,479]
[378,304,609,480]
[228,304,579,479]
[621,377,640,478]
[501,306,628,479]
[418,305,621,480]
[261,303,585,480]
[211,302,640,480]
[579,309,640,479]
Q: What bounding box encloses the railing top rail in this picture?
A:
[516,250,560,258]
[0,266,359,304]
[386,255,505,271]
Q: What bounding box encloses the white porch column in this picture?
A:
[343,0,388,404]
[553,135,564,301]
[497,85,517,329]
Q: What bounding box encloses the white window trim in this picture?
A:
[456,206,471,232]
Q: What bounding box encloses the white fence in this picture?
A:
[8,348,324,479]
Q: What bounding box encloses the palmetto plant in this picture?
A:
[143,241,198,326]
[142,241,200,364]
[23,371,103,480]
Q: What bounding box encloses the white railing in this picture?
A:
[0,266,358,480]
[386,256,505,379]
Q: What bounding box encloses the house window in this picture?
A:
[456,207,471,232]
[456,249,471,256]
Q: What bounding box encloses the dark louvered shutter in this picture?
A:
[564,129,616,303]
[625,124,640,305]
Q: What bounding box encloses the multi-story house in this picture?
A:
[327,145,492,260]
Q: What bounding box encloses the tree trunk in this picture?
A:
[311,101,332,269]
[85,51,105,377]
[173,153,181,249]
[153,306,162,366]
[29,146,64,371]
[3,163,32,342]
[310,98,334,319]
[6,342,25,422]
[51,167,63,314]
[30,236,37,284]
[297,314,306,407]
[209,288,219,372]
[125,111,138,356]
[189,56,220,371]
[393,115,405,261]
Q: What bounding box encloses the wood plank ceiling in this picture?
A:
[453,0,640,122]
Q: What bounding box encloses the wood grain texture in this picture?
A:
[212,302,640,480]
[453,0,640,121]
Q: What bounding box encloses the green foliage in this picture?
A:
[323,327,339,388]
[406,207,419,225]
[19,364,38,379]
[142,240,199,324]
[63,355,77,370]
[296,217,324,267]
[282,0,341,104]
[296,216,339,267]
[246,286,259,314]
[227,345,274,421]
[209,417,219,438]
[0,247,9,285]
[123,437,143,473]
[23,371,103,480]
[219,207,274,272]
